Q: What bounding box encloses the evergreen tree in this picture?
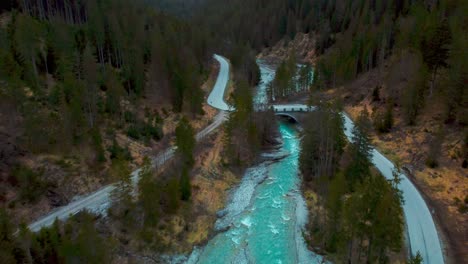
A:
[408,252,423,264]
[180,167,192,201]
[82,43,99,129]
[175,116,196,166]
[373,101,394,133]
[109,157,134,227]
[61,212,111,264]
[421,21,451,96]
[138,157,160,228]
[346,108,373,189]
[324,172,347,252]
[166,177,180,214]
[300,103,346,181]
[14,14,44,88]
[426,129,444,168]
[0,209,19,263]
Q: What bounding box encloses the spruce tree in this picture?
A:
[175,116,196,167]
[346,108,373,189]
[180,167,191,201]
[138,157,160,228]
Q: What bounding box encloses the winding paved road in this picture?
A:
[208,55,233,111]
[28,54,231,232]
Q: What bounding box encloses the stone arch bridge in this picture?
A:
[270,104,314,123]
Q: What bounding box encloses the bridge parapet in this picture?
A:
[271,104,314,113]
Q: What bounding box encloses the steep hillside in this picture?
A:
[0,0,212,224]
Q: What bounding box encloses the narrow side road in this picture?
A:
[28,54,231,232]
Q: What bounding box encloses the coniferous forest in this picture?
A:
[0,0,466,263]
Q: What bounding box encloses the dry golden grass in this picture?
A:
[153,130,239,252]
[346,101,467,214]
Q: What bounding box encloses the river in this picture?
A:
[186,60,323,264]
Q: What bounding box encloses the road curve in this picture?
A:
[274,103,444,263]
[28,54,231,232]
[207,55,234,111]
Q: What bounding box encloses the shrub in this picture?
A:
[12,165,47,203]
[124,111,136,123]
[143,123,163,141]
[127,125,141,140]
[108,140,132,161]
[426,130,444,168]
[373,103,394,133]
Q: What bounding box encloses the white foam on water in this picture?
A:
[241,216,252,228]
[231,236,241,245]
[214,164,269,231]
[278,184,285,193]
[268,222,280,235]
[257,193,271,199]
[273,198,281,205]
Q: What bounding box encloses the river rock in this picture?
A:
[216,209,227,218]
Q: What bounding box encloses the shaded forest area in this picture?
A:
[300,104,407,263]
[190,0,466,128]
[0,0,216,262]
[0,0,212,239]
[311,0,467,129]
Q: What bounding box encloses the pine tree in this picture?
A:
[421,21,451,96]
[76,212,111,263]
[0,209,19,263]
[138,157,160,228]
[324,172,347,252]
[426,128,444,168]
[180,166,191,201]
[110,157,134,226]
[346,108,373,190]
[82,43,99,129]
[175,116,196,166]
[166,177,180,214]
[300,103,346,181]
[14,14,44,88]
[408,252,423,264]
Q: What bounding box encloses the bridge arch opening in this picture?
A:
[275,113,298,123]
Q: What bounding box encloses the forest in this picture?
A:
[0,0,213,261]
[300,103,406,263]
[0,0,466,263]
[0,0,274,262]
